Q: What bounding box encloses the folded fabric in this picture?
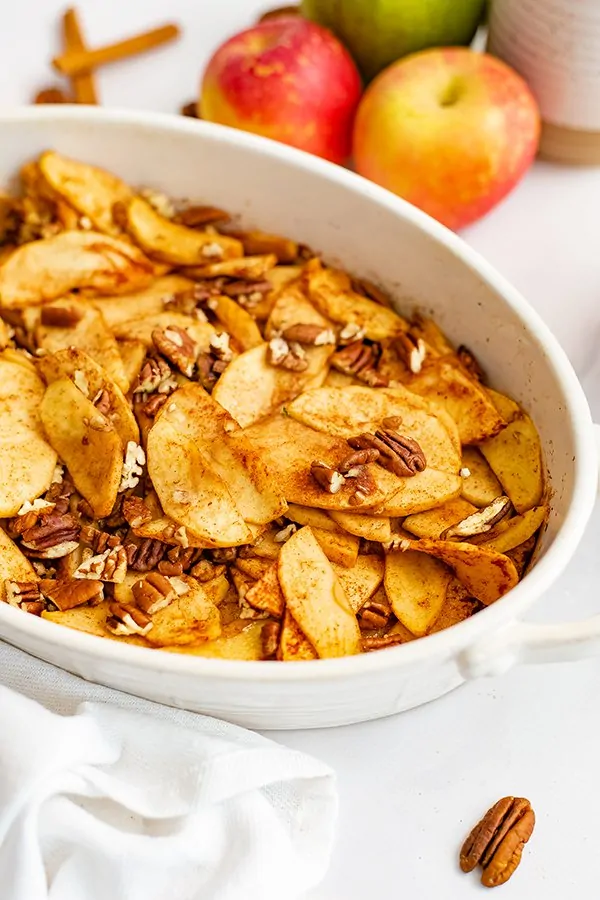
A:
[0,641,337,900]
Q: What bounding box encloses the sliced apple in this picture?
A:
[403,497,479,540]
[428,578,480,634]
[372,468,463,517]
[183,254,277,280]
[0,230,153,308]
[0,359,57,516]
[144,576,221,646]
[111,310,215,350]
[277,610,318,661]
[245,563,285,617]
[209,294,263,350]
[460,446,504,507]
[482,505,548,554]
[384,549,451,636]
[0,525,37,601]
[332,554,384,613]
[40,377,123,518]
[479,412,544,513]
[178,620,265,659]
[328,510,392,542]
[91,275,195,328]
[311,526,360,568]
[119,195,243,264]
[278,526,361,658]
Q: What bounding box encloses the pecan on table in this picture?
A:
[330,340,388,387]
[152,326,197,377]
[349,425,426,478]
[40,578,104,611]
[460,797,535,888]
[132,571,176,615]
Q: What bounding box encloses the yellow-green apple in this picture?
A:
[353,48,540,230]
[200,17,362,164]
[301,0,487,81]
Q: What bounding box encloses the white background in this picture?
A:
[3,1,600,897]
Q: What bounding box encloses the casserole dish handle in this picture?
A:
[460,423,600,678]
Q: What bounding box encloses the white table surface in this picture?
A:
[3,1,600,897]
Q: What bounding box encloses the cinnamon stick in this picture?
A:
[63,8,98,104]
[53,23,180,76]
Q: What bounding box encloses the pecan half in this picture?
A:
[122,496,153,529]
[460,797,535,888]
[40,578,104,611]
[74,546,128,583]
[281,324,336,346]
[349,427,426,478]
[142,393,168,417]
[4,580,43,612]
[20,513,81,554]
[132,571,176,615]
[458,345,486,382]
[267,335,308,372]
[125,539,166,572]
[310,460,345,494]
[331,340,388,386]
[152,326,197,377]
[106,602,153,637]
[40,304,83,327]
[358,599,393,629]
[339,449,380,472]
[441,496,512,541]
[394,332,427,374]
[80,524,122,554]
[361,633,406,651]
[134,356,174,394]
[221,279,271,299]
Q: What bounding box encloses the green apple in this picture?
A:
[300,0,487,81]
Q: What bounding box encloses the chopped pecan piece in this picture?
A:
[394,332,427,373]
[349,426,426,478]
[358,599,393,629]
[92,388,111,417]
[310,460,345,494]
[21,512,81,554]
[122,496,153,529]
[125,539,166,571]
[261,621,280,659]
[74,546,128,583]
[208,547,238,564]
[142,393,169,417]
[267,335,308,372]
[152,326,197,377]
[281,323,336,346]
[460,797,535,888]
[134,356,174,395]
[361,633,406,651]
[132,571,176,615]
[157,560,184,576]
[210,332,233,362]
[221,279,271,299]
[4,580,42,611]
[106,602,153,637]
[331,340,388,386]
[40,304,83,327]
[338,322,366,344]
[167,545,204,571]
[80,524,122,553]
[458,345,486,382]
[119,441,146,493]
[189,558,226,581]
[40,578,104,611]
[339,449,380,472]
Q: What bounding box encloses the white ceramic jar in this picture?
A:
[488,0,600,163]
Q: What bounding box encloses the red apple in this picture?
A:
[201,17,362,164]
[353,48,540,230]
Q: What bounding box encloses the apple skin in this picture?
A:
[201,17,362,164]
[353,48,540,231]
[301,0,487,81]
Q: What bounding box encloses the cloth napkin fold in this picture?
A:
[0,641,337,900]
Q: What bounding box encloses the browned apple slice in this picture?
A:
[384,549,451,636]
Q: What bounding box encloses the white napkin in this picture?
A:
[0,641,337,900]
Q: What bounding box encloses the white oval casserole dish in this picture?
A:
[0,107,597,730]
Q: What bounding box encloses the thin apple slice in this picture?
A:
[119,195,243,265]
[305,259,407,340]
[277,610,318,661]
[460,446,504,507]
[111,310,216,350]
[235,557,272,581]
[178,621,265,659]
[231,228,298,262]
[384,549,451,636]
[91,275,195,328]
[147,415,251,548]
[506,536,537,577]
[142,576,221,647]
[37,347,139,447]
[311,526,360,568]
[209,294,263,350]
[402,538,519,606]
[183,253,277,280]
[372,468,463,517]
[329,510,392,542]
[286,385,461,474]
[286,504,340,533]
[278,526,361,658]
[43,601,118,639]
[40,378,123,517]
[38,150,132,236]
[245,563,285,617]
[0,230,153,308]
[0,525,37,601]
[159,383,286,524]
[428,578,481,634]
[117,339,146,391]
[481,505,548,554]
[479,412,544,513]
[332,555,384,613]
[265,276,333,335]
[403,497,479,540]
[212,340,330,428]
[486,387,521,423]
[0,359,57,516]
[35,297,129,392]
[239,414,395,510]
